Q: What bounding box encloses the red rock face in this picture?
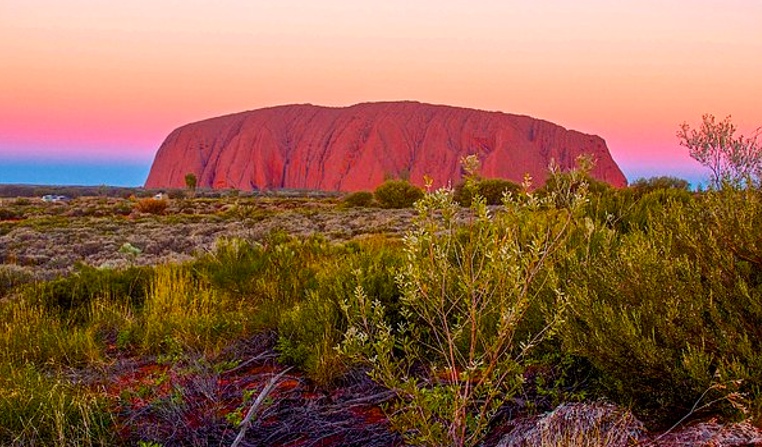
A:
[145,102,627,191]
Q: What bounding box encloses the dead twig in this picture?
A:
[230,366,293,447]
[220,352,278,376]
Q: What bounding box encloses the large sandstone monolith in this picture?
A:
[145,101,627,191]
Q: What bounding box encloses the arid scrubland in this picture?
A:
[1,170,762,446]
[0,194,415,279]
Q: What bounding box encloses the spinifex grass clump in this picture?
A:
[82,249,322,358]
[33,265,151,317]
[0,299,103,367]
[0,363,114,446]
[136,264,253,355]
[0,275,128,445]
[340,157,590,447]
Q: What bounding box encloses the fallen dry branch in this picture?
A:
[231,366,293,447]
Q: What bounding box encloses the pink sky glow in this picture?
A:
[1,0,761,185]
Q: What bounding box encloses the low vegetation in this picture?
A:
[453,177,521,206]
[1,119,762,445]
[374,179,425,208]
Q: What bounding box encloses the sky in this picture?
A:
[1,1,761,187]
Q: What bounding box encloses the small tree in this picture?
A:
[677,114,762,187]
[184,173,198,197]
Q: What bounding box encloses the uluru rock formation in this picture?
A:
[145,102,627,191]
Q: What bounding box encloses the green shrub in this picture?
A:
[630,176,691,197]
[33,265,151,317]
[277,239,402,384]
[341,178,585,447]
[193,238,270,300]
[453,178,521,206]
[586,186,693,233]
[374,180,424,208]
[562,186,762,424]
[276,289,345,384]
[539,173,610,207]
[193,233,334,331]
[341,190,375,208]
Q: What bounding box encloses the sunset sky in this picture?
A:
[1,1,760,186]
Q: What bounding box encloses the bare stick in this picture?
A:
[231,367,293,447]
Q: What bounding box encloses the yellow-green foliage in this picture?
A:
[138,265,250,354]
[585,179,693,233]
[0,363,113,446]
[277,239,402,384]
[0,299,101,368]
[33,265,151,317]
[5,177,762,442]
[193,234,343,333]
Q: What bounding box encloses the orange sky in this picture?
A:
[1,1,761,185]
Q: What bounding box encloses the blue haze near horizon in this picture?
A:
[0,161,151,187]
[0,161,708,190]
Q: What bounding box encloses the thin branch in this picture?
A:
[231,366,293,447]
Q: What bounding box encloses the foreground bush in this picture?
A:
[374,179,424,208]
[341,176,587,447]
[563,185,762,424]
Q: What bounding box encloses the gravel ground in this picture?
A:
[0,200,415,280]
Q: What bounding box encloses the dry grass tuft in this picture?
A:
[498,403,646,447]
[652,420,762,447]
